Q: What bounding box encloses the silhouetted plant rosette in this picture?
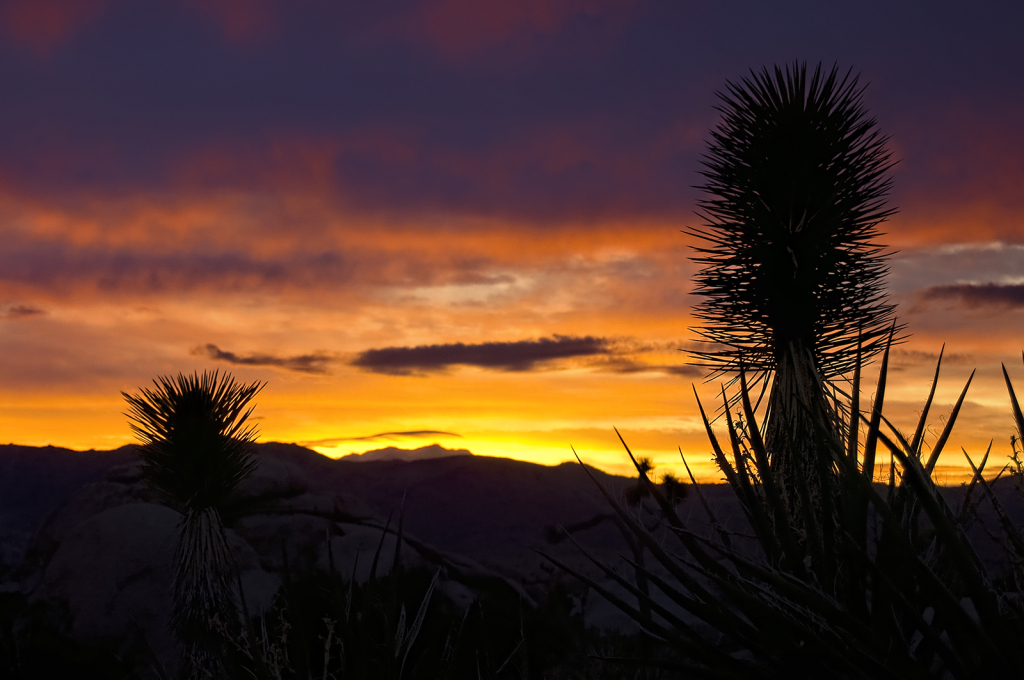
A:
[690,63,898,379]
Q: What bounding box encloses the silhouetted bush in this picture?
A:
[222,520,666,680]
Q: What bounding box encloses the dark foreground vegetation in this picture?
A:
[224,549,664,679]
[0,473,679,679]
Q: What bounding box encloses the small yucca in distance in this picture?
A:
[123,370,264,680]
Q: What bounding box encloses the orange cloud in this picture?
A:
[0,0,109,56]
[0,181,700,318]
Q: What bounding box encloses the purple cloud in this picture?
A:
[195,344,333,374]
[5,305,44,318]
[922,284,1024,308]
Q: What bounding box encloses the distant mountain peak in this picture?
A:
[339,443,472,463]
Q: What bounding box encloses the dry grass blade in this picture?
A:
[924,369,975,475]
[392,493,406,578]
[397,569,440,679]
[910,344,944,457]
[369,510,393,583]
[846,333,863,462]
[570,448,733,595]
[693,387,745,494]
[615,427,686,531]
[741,368,794,561]
[532,548,674,643]
[1003,361,1024,443]
[685,428,735,548]
[957,444,990,523]
[963,449,1024,562]
[862,325,895,483]
[557,530,708,644]
[880,413,912,454]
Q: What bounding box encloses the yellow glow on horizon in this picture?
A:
[2,347,1014,486]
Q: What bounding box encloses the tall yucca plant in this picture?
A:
[545,62,1024,677]
[690,62,899,525]
[124,371,264,680]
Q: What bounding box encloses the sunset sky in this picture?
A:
[1,0,1022,481]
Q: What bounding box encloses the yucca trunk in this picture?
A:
[173,507,240,680]
[764,340,843,575]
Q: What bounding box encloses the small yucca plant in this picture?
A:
[124,370,264,680]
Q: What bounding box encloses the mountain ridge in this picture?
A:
[338,442,473,462]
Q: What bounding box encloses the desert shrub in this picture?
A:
[226,516,668,680]
[234,564,441,679]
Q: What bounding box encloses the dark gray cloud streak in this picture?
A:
[923,284,1024,308]
[351,335,699,376]
[197,338,729,377]
[352,335,610,374]
[587,356,703,377]
[892,349,974,366]
[195,344,333,374]
[0,239,510,296]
